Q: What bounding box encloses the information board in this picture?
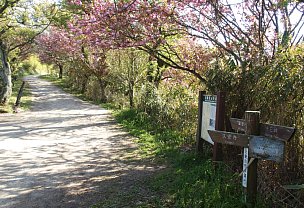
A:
[201,95,217,144]
[249,136,285,162]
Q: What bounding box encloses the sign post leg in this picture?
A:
[196,91,205,155]
[245,111,260,206]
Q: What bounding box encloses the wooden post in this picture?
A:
[245,111,260,206]
[15,81,25,107]
[213,91,225,161]
[196,91,205,155]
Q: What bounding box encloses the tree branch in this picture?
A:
[0,0,20,16]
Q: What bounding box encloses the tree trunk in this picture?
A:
[128,81,134,108]
[146,56,163,88]
[58,64,63,79]
[0,44,12,105]
[81,77,88,94]
[98,78,107,103]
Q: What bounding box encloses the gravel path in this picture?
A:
[0,76,161,208]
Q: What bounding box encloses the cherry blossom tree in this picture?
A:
[65,0,210,83]
[65,0,303,79]
[46,0,304,113]
[36,27,80,78]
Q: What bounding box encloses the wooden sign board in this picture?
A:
[230,118,295,142]
[201,95,217,144]
[208,130,250,147]
[260,123,295,142]
[249,136,285,162]
[230,118,247,132]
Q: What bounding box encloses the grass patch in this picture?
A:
[0,78,32,113]
[113,109,184,159]
[112,109,268,208]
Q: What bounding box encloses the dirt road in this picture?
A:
[0,76,161,208]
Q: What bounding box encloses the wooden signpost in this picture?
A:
[207,111,296,206]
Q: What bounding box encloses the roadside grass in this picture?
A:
[41,74,266,208]
[111,108,181,159]
[107,108,267,208]
[0,78,31,113]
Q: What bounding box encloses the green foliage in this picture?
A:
[19,55,51,75]
[106,49,148,108]
[256,46,304,122]
[114,108,178,157]
[135,82,198,143]
[205,45,304,207]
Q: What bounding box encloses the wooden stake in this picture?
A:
[15,81,25,107]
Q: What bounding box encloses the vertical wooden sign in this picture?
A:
[242,148,249,188]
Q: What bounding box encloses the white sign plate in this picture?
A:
[201,95,216,144]
[242,148,249,187]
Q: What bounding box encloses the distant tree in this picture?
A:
[36,27,77,78]
[107,49,148,108]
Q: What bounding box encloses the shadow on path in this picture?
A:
[0,76,164,208]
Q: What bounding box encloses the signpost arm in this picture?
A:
[213,91,225,161]
[245,111,260,206]
[196,91,206,155]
